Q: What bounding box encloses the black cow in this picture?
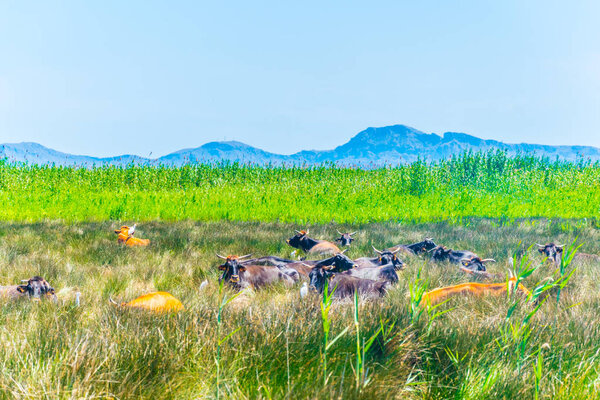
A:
[355,246,405,270]
[536,242,600,267]
[335,230,357,247]
[430,246,479,264]
[310,252,399,284]
[287,230,341,256]
[308,265,388,299]
[389,237,437,256]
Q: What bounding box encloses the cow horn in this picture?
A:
[216,253,228,260]
[301,263,314,268]
[425,237,433,241]
[392,247,402,254]
[340,248,348,254]
[535,243,545,248]
[238,254,252,260]
[371,245,383,255]
[20,279,29,283]
[129,224,136,236]
[481,258,496,263]
[109,296,119,306]
[294,230,302,234]
[555,244,565,248]
[305,229,309,235]
[349,231,357,236]
[336,229,343,235]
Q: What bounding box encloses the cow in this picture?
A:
[536,243,600,267]
[0,276,57,302]
[217,254,295,289]
[110,291,183,312]
[309,252,399,284]
[114,224,150,247]
[429,246,479,264]
[460,257,496,272]
[354,246,405,270]
[420,269,531,307]
[389,237,437,256]
[286,230,341,256]
[308,264,388,299]
[335,230,357,247]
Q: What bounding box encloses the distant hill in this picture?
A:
[2,125,599,167]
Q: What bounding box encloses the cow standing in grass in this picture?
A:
[115,224,150,247]
[217,254,296,289]
[286,230,341,256]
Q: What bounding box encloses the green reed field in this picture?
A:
[0,151,599,223]
[0,219,599,399]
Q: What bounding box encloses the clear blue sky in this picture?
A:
[0,1,598,157]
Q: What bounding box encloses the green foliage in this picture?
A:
[0,151,598,222]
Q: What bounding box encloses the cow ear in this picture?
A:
[557,247,563,253]
[239,266,247,272]
[114,229,121,234]
[537,248,543,253]
[218,265,227,271]
[16,285,26,293]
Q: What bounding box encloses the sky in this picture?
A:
[0,1,599,158]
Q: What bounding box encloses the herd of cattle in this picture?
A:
[2,225,598,312]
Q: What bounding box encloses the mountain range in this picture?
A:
[2,125,599,167]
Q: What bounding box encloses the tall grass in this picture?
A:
[0,151,599,223]
[0,219,597,398]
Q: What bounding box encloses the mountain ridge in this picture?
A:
[1,124,599,167]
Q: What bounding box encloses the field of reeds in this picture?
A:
[0,219,599,399]
[0,151,599,223]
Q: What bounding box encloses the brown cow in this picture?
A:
[217,254,295,290]
[308,264,388,299]
[114,224,150,247]
[0,276,57,302]
[536,243,600,267]
[286,230,341,256]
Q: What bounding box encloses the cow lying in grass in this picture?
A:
[355,246,405,270]
[536,242,600,267]
[217,254,296,289]
[114,224,150,247]
[110,291,183,312]
[420,269,531,306]
[308,264,388,299]
[286,230,341,256]
[310,252,399,284]
[0,276,57,302]
[335,230,357,247]
[429,245,479,264]
[389,237,437,256]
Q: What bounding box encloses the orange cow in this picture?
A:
[420,269,531,307]
[114,224,150,247]
[110,291,184,313]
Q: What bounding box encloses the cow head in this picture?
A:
[372,246,405,270]
[114,225,136,240]
[308,265,334,294]
[216,254,252,285]
[286,230,309,249]
[315,250,357,272]
[461,257,496,272]
[419,237,437,254]
[17,276,56,301]
[336,230,356,247]
[429,245,452,262]
[536,243,563,265]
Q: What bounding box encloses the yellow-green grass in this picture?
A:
[0,219,598,399]
[0,152,599,223]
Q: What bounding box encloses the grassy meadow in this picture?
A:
[0,219,599,399]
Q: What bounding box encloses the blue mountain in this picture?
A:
[1,125,599,167]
